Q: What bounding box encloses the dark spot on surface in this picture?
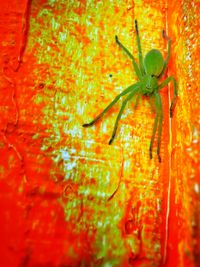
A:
[38,83,45,89]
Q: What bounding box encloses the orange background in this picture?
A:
[0,0,199,266]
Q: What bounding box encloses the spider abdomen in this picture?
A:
[144,49,164,77]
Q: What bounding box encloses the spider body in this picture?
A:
[141,75,158,95]
[83,20,177,162]
[144,49,164,76]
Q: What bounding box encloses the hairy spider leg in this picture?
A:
[149,92,163,162]
[158,76,177,117]
[115,36,142,80]
[109,86,139,145]
[159,30,172,78]
[82,82,141,127]
[134,20,145,75]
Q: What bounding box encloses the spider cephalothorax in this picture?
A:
[83,20,177,162]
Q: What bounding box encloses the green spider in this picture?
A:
[83,20,177,162]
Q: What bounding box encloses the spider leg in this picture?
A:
[149,92,163,162]
[83,82,140,127]
[158,76,177,117]
[157,98,164,163]
[134,20,145,75]
[109,88,139,144]
[159,30,172,78]
[115,35,142,80]
[149,113,159,160]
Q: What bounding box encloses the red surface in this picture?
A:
[0,1,199,267]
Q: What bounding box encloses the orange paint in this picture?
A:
[0,0,199,267]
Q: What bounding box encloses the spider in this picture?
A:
[83,20,177,162]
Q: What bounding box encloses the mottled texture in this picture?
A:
[0,0,199,267]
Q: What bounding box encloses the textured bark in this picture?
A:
[0,0,199,266]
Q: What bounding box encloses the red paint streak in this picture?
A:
[15,0,32,71]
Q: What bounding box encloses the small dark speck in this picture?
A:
[38,83,45,89]
[109,74,113,77]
